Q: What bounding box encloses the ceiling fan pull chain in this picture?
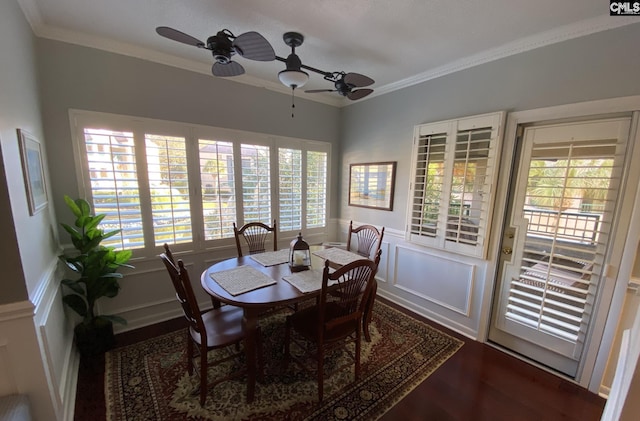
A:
[291,89,295,118]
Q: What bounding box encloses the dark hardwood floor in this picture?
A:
[74,298,605,420]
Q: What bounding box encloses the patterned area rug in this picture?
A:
[105,301,463,420]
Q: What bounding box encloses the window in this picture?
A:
[70,111,330,257]
[145,134,191,246]
[306,151,327,228]
[407,112,505,257]
[241,144,271,224]
[198,139,236,240]
[82,128,143,250]
[278,148,302,231]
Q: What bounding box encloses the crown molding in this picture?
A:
[18,0,346,107]
[365,15,639,102]
[18,2,638,109]
[40,23,343,107]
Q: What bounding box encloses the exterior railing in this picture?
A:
[523,208,600,243]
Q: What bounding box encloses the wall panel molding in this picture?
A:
[377,289,476,339]
[393,245,475,316]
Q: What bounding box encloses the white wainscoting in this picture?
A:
[393,245,474,316]
[0,256,76,421]
[376,240,390,284]
[339,219,487,339]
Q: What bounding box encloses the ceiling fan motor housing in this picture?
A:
[208,32,234,63]
[334,78,352,96]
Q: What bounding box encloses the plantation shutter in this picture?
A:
[241,144,271,224]
[506,137,624,347]
[278,148,302,231]
[198,139,236,240]
[145,134,192,246]
[82,128,144,250]
[409,130,447,239]
[306,151,327,228]
[72,110,331,257]
[407,112,504,257]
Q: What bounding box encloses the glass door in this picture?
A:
[489,117,631,377]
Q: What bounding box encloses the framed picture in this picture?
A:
[18,129,48,215]
[348,161,397,211]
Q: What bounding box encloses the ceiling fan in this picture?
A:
[155,26,275,77]
[273,32,374,100]
[305,72,375,100]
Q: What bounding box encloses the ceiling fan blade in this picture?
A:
[305,89,336,93]
[212,61,245,77]
[347,89,374,100]
[233,31,276,61]
[344,72,374,87]
[156,26,205,47]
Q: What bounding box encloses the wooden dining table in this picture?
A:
[200,247,335,402]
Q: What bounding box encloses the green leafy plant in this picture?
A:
[59,195,133,328]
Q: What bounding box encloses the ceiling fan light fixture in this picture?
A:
[278,68,309,89]
[279,32,309,90]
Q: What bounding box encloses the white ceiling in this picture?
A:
[18,0,637,106]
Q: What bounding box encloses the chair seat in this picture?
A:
[284,256,380,401]
[160,249,250,406]
[289,303,360,343]
[190,305,245,347]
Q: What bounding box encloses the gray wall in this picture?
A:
[339,22,640,232]
[37,38,342,230]
[0,0,58,303]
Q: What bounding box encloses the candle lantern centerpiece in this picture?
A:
[289,232,310,272]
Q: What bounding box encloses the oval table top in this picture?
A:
[200,250,327,309]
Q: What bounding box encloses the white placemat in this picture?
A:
[312,247,367,266]
[283,269,335,293]
[250,249,290,267]
[209,265,277,296]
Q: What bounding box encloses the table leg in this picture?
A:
[242,307,261,403]
[363,279,377,342]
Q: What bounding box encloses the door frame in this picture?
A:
[478,95,640,392]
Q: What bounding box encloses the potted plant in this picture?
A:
[59,195,133,356]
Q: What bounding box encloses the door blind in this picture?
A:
[506,140,621,344]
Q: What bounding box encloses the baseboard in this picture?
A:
[61,346,79,421]
[377,289,478,340]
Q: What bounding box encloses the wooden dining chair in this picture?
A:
[346,221,385,342]
[346,220,384,258]
[159,253,254,406]
[284,250,381,402]
[233,220,278,257]
[164,243,223,310]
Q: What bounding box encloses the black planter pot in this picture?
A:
[74,319,115,356]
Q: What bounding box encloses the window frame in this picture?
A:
[406,111,505,258]
[69,110,330,258]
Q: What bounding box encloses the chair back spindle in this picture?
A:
[233,220,278,257]
[346,220,384,259]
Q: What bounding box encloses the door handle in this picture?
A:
[502,247,512,255]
